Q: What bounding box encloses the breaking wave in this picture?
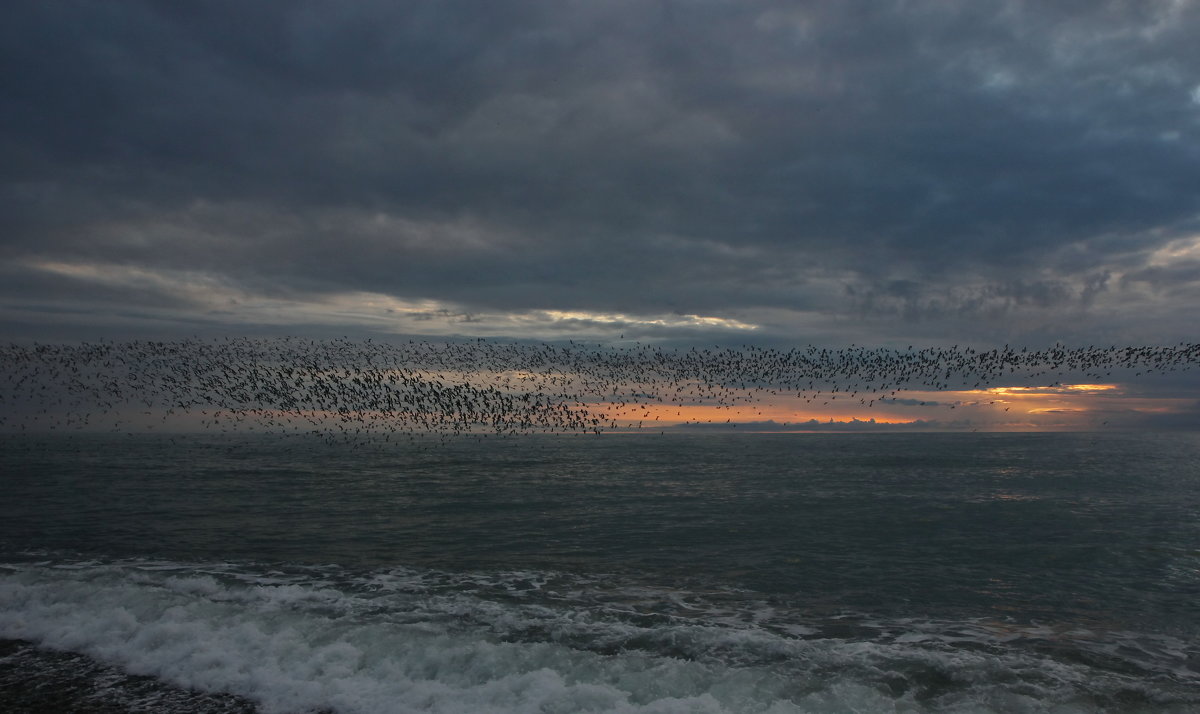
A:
[2,556,1196,713]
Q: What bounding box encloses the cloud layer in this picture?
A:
[3,0,1199,344]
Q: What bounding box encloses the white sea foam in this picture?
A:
[0,558,1195,713]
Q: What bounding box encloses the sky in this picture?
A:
[2,1,1199,430]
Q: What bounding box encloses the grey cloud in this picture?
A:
[1138,402,1200,430]
[887,398,942,407]
[2,0,1199,344]
[1120,262,1200,292]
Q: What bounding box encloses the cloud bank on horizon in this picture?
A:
[2,0,1199,347]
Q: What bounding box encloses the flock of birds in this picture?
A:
[1,337,1197,444]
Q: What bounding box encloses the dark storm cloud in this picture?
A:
[2,0,1199,343]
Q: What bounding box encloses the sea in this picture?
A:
[1,431,1198,713]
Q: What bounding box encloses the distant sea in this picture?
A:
[2,432,1198,713]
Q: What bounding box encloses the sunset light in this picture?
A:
[3,2,1200,710]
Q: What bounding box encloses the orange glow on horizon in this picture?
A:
[966,384,1119,396]
[593,402,917,427]
[577,380,1191,431]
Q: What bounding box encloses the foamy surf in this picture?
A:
[1,557,1195,713]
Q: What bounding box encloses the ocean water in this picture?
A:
[1,431,1198,713]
